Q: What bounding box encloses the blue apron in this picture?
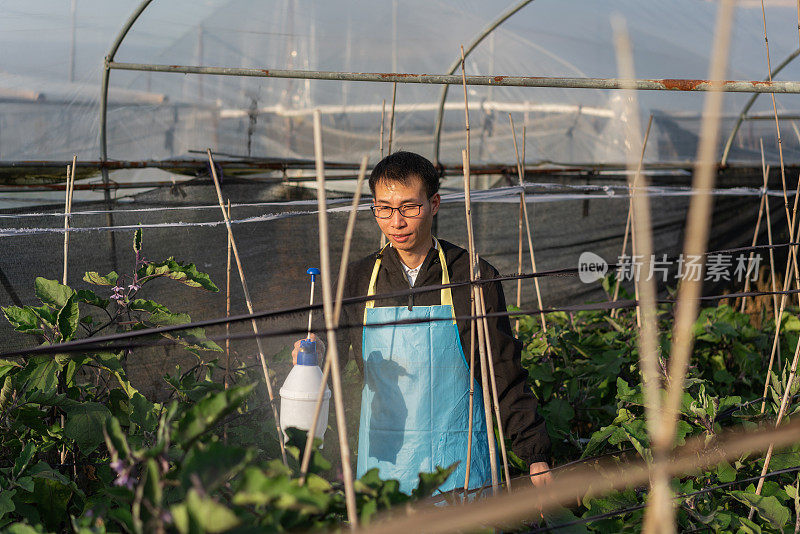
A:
[356,238,493,494]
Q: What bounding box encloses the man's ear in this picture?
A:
[430,193,441,216]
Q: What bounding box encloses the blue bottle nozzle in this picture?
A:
[297,339,317,366]
[306,267,321,282]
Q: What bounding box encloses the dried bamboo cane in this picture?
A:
[612,19,670,534]
[740,142,769,313]
[472,260,499,496]
[312,111,358,528]
[477,280,512,491]
[751,177,800,509]
[387,81,397,155]
[758,132,800,417]
[752,338,800,508]
[762,170,780,371]
[299,155,368,486]
[756,4,800,318]
[459,46,479,495]
[62,156,76,285]
[610,115,653,319]
[515,128,526,332]
[509,115,546,333]
[380,99,387,249]
[59,157,75,467]
[462,150,499,496]
[756,0,800,318]
[759,193,800,403]
[362,419,800,534]
[760,0,791,230]
[225,199,232,392]
[651,6,736,534]
[380,99,386,158]
[224,199,232,443]
[462,155,478,494]
[207,149,287,466]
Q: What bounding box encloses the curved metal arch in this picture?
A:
[99,0,155,191]
[720,46,800,166]
[431,0,534,166]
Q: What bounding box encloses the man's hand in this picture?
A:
[529,461,553,487]
[291,333,326,365]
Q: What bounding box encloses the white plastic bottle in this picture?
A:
[279,339,331,444]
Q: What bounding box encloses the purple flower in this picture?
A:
[110,459,136,490]
[110,285,125,302]
[110,459,124,474]
[127,283,141,292]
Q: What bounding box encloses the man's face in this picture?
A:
[372,176,440,253]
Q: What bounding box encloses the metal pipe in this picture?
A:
[100,0,155,188]
[432,0,535,164]
[99,0,154,271]
[720,47,800,166]
[109,61,800,94]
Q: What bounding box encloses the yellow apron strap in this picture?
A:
[364,243,390,323]
[364,238,456,324]
[433,238,457,323]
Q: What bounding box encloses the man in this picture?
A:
[294,151,551,494]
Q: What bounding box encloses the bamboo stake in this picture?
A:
[612,18,669,533]
[515,200,523,333]
[462,153,478,494]
[757,127,800,419]
[629,200,642,328]
[472,258,499,496]
[62,156,76,285]
[459,46,478,495]
[311,111,358,528]
[380,99,386,158]
[362,419,800,534]
[206,149,287,465]
[224,199,231,442]
[387,81,397,155]
[515,128,526,332]
[740,143,769,313]
[225,199,232,390]
[763,170,780,371]
[299,155,368,485]
[751,183,800,509]
[462,149,499,496]
[477,280,512,491]
[652,9,736,534]
[756,3,800,318]
[380,99,387,249]
[59,156,75,467]
[509,115,547,333]
[610,115,653,318]
[760,0,791,230]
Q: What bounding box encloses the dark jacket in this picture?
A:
[335,238,551,466]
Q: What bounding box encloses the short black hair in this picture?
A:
[369,151,439,198]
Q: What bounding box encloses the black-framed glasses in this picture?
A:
[371,204,424,219]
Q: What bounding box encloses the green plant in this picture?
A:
[0,229,455,533]
[513,278,800,533]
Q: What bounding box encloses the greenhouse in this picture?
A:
[3,0,800,532]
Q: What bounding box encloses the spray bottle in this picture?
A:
[279,339,331,443]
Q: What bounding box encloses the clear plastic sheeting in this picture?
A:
[2,0,800,167]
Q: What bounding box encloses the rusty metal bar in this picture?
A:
[109,61,800,93]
